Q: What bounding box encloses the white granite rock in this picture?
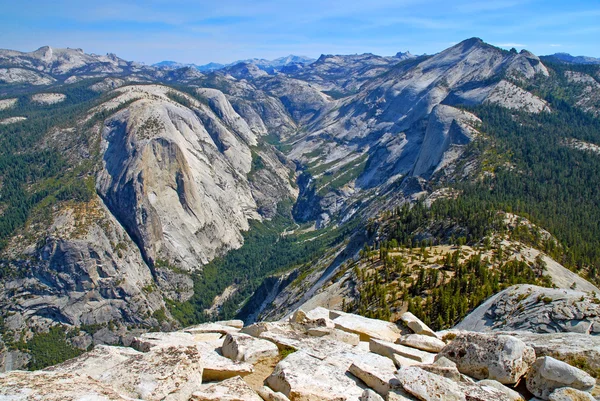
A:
[526,356,596,399]
[222,332,279,363]
[399,334,446,353]
[437,332,535,384]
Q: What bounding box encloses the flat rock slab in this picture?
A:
[0,370,133,400]
[526,356,596,399]
[131,331,197,352]
[396,366,466,401]
[266,350,365,401]
[437,332,535,384]
[399,334,446,353]
[370,338,436,364]
[348,352,399,396]
[477,380,524,401]
[222,332,279,363]
[191,376,263,401]
[333,313,404,342]
[307,327,361,345]
[184,322,241,335]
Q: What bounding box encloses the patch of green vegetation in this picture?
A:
[15,326,83,370]
[166,200,359,325]
[279,347,296,358]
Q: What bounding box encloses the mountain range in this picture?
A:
[153,54,317,73]
[1,38,600,375]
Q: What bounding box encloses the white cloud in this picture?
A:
[550,44,562,47]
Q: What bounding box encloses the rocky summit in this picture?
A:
[1,306,598,401]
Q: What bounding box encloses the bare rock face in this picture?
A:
[484,80,550,113]
[455,285,600,334]
[437,332,535,384]
[526,356,596,400]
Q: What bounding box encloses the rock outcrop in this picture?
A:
[455,285,600,334]
[2,306,599,401]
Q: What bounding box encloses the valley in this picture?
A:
[1,38,600,376]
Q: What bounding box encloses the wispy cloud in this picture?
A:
[550,44,562,47]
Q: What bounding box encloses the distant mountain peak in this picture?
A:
[544,52,600,65]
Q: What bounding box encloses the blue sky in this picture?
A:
[1,0,599,64]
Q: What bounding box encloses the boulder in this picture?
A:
[548,387,595,401]
[333,313,404,342]
[437,333,535,384]
[370,338,436,364]
[0,370,132,400]
[400,312,439,338]
[49,344,203,401]
[396,366,466,401]
[360,389,385,401]
[348,353,398,396]
[266,350,364,400]
[477,380,524,401]
[399,334,446,353]
[257,385,292,401]
[526,356,596,399]
[191,376,263,401]
[222,333,279,363]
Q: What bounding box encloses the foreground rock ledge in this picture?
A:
[1,304,598,401]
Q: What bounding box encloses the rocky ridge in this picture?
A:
[1,305,598,400]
